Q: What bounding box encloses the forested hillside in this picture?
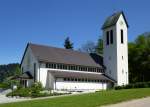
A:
[0,63,21,82]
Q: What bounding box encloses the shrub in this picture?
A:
[31,82,43,91]
[114,86,123,90]
[6,88,31,97]
[31,92,49,98]
[31,82,43,96]
[114,81,150,90]
[6,82,67,98]
[0,83,10,89]
[147,82,150,87]
[124,84,133,89]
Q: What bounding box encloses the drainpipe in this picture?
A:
[39,61,41,82]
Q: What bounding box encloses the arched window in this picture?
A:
[121,29,124,44]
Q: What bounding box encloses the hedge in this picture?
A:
[115,81,150,90]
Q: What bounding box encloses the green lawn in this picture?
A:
[0,88,150,107]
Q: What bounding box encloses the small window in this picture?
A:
[122,69,124,74]
[122,56,124,60]
[64,78,67,81]
[106,31,109,45]
[82,78,84,82]
[78,78,81,81]
[46,63,48,68]
[110,30,113,44]
[121,29,124,44]
[75,78,77,81]
[67,78,70,81]
[71,78,74,81]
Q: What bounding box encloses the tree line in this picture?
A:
[128,33,150,83]
[0,34,149,83]
[0,63,21,83]
[64,33,150,83]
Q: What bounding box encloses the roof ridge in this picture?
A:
[101,11,128,29]
[29,42,90,55]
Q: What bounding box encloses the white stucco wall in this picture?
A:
[103,14,129,86]
[21,48,110,90]
[21,46,39,86]
[38,63,109,90]
[55,78,107,90]
[116,14,129,85]
[103,26,117,81]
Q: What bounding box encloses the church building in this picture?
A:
[20,11,129,91]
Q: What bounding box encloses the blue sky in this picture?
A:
[0,0,150,64]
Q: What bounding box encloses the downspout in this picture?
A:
[39,61,41,82]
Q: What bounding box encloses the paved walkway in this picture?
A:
[0,91,92,104]
[0,94,30,104]
[102,97,150,107]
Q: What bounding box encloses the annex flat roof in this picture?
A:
[49,70,116,82]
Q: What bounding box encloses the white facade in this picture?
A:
[38,63,109,90]
[55,79,107,90]
[103,14,129,86]
[21,46,38,86]
[21,12,129,90]
[21,48,111,90]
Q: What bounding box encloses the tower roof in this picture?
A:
[102,11,129,29]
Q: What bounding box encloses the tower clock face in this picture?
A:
[120,21,123,26]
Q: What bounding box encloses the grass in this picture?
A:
[0,88,150,107]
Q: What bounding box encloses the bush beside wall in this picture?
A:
[115,82,150,90]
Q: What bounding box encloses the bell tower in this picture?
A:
[102,11,129,86]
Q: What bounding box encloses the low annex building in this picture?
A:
[20,11,129,91]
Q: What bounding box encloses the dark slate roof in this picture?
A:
[102,11,129,29]
[27,43,104,68]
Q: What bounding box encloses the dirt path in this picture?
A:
[101,97,150,107]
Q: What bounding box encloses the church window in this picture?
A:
[110,30,113,44]
[45,62,104,73]
[122,56,124,60]
[78,78,81,81]
[34,63,36,82]
[122,69,124,74]
[71,78,74,81]
[121,29,124,44]
[64,78,67,81]
[75,78,77,81]
[106,31,109,45]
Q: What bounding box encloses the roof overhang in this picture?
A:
[48,70,115,83]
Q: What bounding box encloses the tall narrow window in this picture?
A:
[34,63,36,82]
[121,29,124,44]
[110,30,113,44]
[106,31,109,45]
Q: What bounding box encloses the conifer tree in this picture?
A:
[64,37,73,49]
